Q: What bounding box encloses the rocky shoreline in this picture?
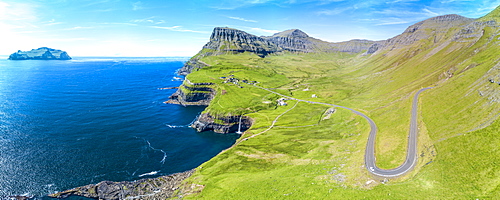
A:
[49,170,194,200]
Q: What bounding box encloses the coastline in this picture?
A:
[49,170,194,199]
[47,62,245,199]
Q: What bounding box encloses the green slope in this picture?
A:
[178,6,500,199]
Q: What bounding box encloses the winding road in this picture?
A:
[365,87,433,177]
[252,84,432,178]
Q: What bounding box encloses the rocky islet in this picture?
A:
[8,47,72,60]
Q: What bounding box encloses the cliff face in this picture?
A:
[165,79,215,106]
[191,113,252,134]
[166,79,253,134]
[8,47,72,60]
[265,29,314,52]
[205,27,281,57]
[178,27,378,74]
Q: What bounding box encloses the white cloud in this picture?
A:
[317,7,352,15]
[228,16,258,23]
[375,8,439,17]
[99,22,138,26]
[250,27,280,34]
[211,0,274,10]
[386,0,419,3]
[131,17,166,24]
[45,38,95,42]
[376,18,412,25]
[132,1,144,11]
[83,0,118,7]
[286,0,345,4]
[236,27,280,35]
[63,26,95,31]
[439,0,474,3]
[0,2,38,23]
[0,2,43,55]
[150,26,210,34]
[422,8,439,16]
[44,19,64,26]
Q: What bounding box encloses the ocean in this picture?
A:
[0,57,239,199]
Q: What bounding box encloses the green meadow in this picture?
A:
[177,11,500,199]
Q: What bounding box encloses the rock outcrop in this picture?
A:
[8,47,72,60]
[48,170,193,200]
[191,113,252,134]
[205,27,281,57]
[165,79,215,106]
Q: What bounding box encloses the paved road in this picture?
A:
[253,84,432,177]
[364,87,433,177]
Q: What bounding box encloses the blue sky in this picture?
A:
[1,0,499,57]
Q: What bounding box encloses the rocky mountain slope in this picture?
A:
[178,27,376,75]
[8,47,72,60]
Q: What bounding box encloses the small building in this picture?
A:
[312,94,317,98]
[277,98,288,106]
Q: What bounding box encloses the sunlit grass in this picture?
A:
[180,20,500,198]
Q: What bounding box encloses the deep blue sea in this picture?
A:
[0,57,239,199]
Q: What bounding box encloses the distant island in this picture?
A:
[8,47,72,60]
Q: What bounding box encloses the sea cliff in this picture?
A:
[191,113,252,134]
[165,79,215,106]
[165,78,253,134]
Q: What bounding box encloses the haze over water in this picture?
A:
[0,58,239,199]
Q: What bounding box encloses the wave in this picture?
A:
[138,171,159,177]
[146,140,167,164]
[171,77,184,81]
[166,124,188,128]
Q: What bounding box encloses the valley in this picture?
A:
[176,8,500,199]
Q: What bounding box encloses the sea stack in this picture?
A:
[8,47,72,60]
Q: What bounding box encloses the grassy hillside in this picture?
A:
[178,8,500,199]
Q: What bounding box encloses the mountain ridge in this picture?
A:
[178,27,378,75]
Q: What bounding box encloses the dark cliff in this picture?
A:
[191,113,252,134]
[165,78,253,134]
[205,27,281,57]
[8,47,72,60]
[165,79,215,106]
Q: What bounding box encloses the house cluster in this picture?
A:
[220,75,258,88]
[277,98,288,106]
